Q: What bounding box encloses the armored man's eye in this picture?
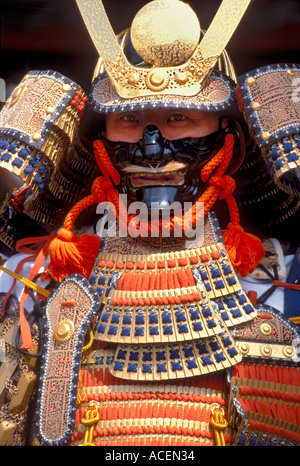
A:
[168,113,187,122]
[121,114,138,123]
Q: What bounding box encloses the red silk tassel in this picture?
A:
[222,222,265,277]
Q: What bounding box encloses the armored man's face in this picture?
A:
[102,108,228,210]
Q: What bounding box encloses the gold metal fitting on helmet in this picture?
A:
[76,0,251,100]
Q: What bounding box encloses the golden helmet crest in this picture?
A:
[75,0,251,100]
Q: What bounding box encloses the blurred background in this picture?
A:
[1,0,300,97]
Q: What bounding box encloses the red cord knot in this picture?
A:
[209,175,236,200]
[57,228,76,242]
[91,177,113,202]
[226,221,244,232]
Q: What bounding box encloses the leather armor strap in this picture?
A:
[35,274,100,446]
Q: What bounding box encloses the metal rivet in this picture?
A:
[287,68,295,77]
[260,344,272,357]
[261,131,271,141]
[10,85,26,106]
[146,70,169,92]
[251,101,261,111]
[46,106,55,115]
[62,83,72,92]
[149,71,165,87]
[282,346,294,358]
[239,342,250,355]
[54,319,74,343]
[175,72,188,85]
[32,133,42,142]
[260,323,272,336]
[127,73,140,86]
[246,76,256,86]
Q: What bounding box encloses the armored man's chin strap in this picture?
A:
[101,123,229,209]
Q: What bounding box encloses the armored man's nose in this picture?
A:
[134,125,174,165]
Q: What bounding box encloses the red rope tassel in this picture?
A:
[46,194,102,282]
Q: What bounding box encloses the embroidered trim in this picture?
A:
[90,71,235,114]
[238,63,300,148]
[35,273,100,446]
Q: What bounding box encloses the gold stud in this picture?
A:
[10,85,26,106]
[282,346,294,358]
[287,68,295,77]
[260,344,272,357]
[260,323,272,336]
[246,76,256,87]
[32,133,42,142]
[62,83,72,92]
[251,101,261,111]
[239,342,250,355]
[127,73,140,86]
[261,131,271,141]
[175,72,188,85]
[54,319,74,344]
[46,106,55,115]
[149,71,165,87]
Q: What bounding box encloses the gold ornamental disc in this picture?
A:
[54,319,75,344]
[145,69,170,92]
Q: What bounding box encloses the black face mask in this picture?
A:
[101,125,227,208]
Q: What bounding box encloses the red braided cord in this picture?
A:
[93,139,120,185]
[92,134,236,235]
